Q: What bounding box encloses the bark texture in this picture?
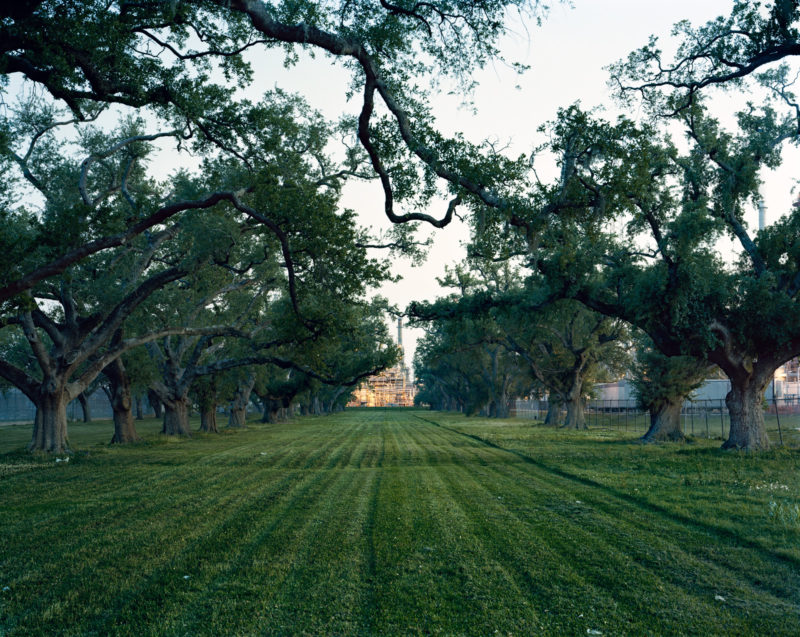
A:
[544,401,561,426]
[561,396,587,430]
[148,389,163,418]
[261,398,283,423]
[29,390,70,454]
[488,398,510,418]
[105,358,139,444]
[162,397,191,436]
[228,407,247,427]
[199,407,219,433]
[640,400,684,443]
[228,374,255,428]
[722,382,770,450]
[77,392,92,422]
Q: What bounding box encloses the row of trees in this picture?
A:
[412,1,800,451]
[2,1,800,451]
[411,263,714,442]
[0,81,401,452]
[412,261,629,428]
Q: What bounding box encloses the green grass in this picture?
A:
[1,411,800,635]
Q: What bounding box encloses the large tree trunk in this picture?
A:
[228,406,247,427]
[105,359,139,444]
[262,398,282,423]
[544,400,562,426]
[640,400,684,443]
[496,384,511,418]
[723,380,770,450]
[29,389,70,453]
[484,349,505,418]
[259,397,270,423]
[199,406,219,433]
[148,388,163,419]
[326,387,347,414]
[162,396,192,436]
[561,375,587,430]
[562,396,587,429]
[77,391,92,423]
[196,380,220,433]
[228,374,255,428]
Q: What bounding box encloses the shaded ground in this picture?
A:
[1,410,799,635]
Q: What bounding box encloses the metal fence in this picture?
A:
[0,388,113,423]
[511,397,800,444]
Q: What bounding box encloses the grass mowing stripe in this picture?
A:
[155,419,382,634]
[366,411,543,634]
[402,416,601,629]
[254,415,361,471]
[403,411,671,631]
[421,414,800,592]
[2,419,360,635]
[459,417,799,552]
[268,423,349,470]
[481,447,800,615]
[349,409,391,470]
[359,423,385,634]
[435,460,624,634]
[435,452,721,635]
[479,428,800,607]
[418,413,800,573]
[163,471,365,633]
[6,462,302,634]
[92,438,368,633]
[0,425,297,528]
[416,413,800,633]
[84,469,311,630]
[2,454,272,571]
[323,416,368,470]
[247,469,376,634]
[3,409,800,635]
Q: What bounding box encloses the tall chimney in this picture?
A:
[397,317,403,347]
[758,200,766,230]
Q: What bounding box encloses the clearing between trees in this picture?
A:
[1,410,799,635]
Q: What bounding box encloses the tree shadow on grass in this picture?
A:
[416,413,800,574]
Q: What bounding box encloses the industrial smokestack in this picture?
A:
[758,200,766,230]
[397,318,403,347]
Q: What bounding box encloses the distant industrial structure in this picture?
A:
[348,319,416,408]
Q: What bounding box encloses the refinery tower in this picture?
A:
[347,318,415,407]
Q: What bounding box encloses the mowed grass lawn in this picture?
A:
[2,410,800,636]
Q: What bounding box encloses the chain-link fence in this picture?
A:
[0,388,113,423]
[512,397,800,445]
